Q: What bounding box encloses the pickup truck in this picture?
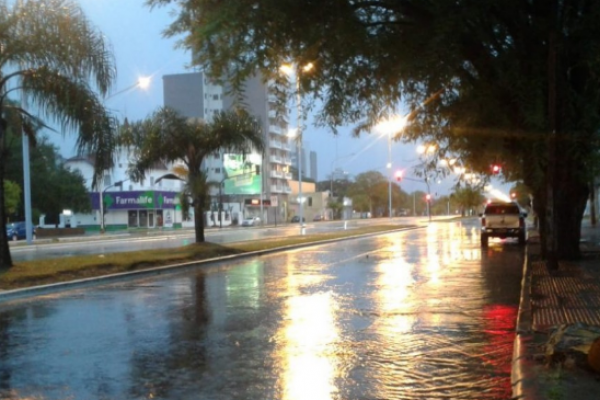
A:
[480,202,527,246]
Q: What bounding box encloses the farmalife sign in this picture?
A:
[91,191,181,210]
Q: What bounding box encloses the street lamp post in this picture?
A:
[281,62,313,234]
[100,179,128,233]
[375,115,408,220]
[95,77,151,233]
[388,131,392,219]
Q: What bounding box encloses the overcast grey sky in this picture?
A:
[54,0,511,197]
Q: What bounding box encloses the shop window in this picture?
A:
[128,211,138,228]
[139,210,148,228]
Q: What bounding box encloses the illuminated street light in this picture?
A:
[106,76,151,100]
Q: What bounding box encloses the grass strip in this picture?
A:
[0,224,412,290]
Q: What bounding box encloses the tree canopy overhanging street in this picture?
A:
[150,0,600,261]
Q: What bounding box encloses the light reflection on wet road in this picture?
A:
[0,220,524,399]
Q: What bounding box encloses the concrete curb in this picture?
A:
[511,247,542,399]
[0,226,422,304]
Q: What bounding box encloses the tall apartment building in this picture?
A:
[162,72,225,190]
[163,71,295,223]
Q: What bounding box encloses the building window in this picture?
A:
[308,197,313,207]
[213,153,220,159]
[213,94,219,100]
[103,174,111,186]
[215,168,221,174]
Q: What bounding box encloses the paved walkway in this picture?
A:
[512,221,600,399]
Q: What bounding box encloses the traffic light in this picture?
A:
[425,194,431,202]
[511,192,517,199]
[491,164,501,174]
[395,170,403,182]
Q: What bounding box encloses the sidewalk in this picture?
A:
[512,221,600,399]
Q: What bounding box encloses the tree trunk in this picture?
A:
[193,198,206,243]
[0,122,14,269]
[533,149,589,261]
[590,180,597,226]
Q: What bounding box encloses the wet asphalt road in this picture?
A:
[0,219,524,400]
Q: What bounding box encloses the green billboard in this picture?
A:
[223,153,262,195]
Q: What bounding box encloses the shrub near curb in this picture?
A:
[0,224,412,290]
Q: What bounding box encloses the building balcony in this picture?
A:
[270,141,284,150]
[268,109,289,122]
[270,155,283,163]
[270,170,283,178]
[269,125,284,135]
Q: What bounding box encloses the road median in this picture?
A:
[0,224,418,298]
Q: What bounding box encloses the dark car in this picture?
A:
[290,216,305,223]
[5,222,35,241]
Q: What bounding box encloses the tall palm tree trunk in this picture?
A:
[0,124,14,268]
[193,199,206,242]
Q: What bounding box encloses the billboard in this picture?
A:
[223,153,261,195]
[91,190,180,210]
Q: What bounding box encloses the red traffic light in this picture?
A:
[425,194,431,202]
[395,170,403,182]
[511,192,516,199]
[491,164,501,174]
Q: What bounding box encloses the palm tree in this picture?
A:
[0,0,118,269]
[123,107,264,243]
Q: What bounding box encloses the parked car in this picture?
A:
[290,216,305,223]
[313,215,324,221]
[241,217,260,227]
[5,221,36,241]
[480,201,527,246]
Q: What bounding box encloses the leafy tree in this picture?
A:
[4,134,92,223]
[3,180,20,217]
[347,171,387,216]
[123,108,264,243]
[327,198,343,220]
[451,186,485,217]
[0,0,117,269]
[150,0,600,260]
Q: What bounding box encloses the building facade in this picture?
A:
[64,150,189,232]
